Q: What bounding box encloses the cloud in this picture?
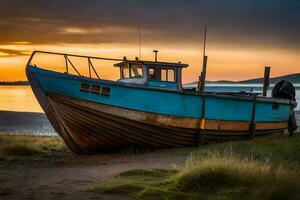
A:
[0,48,30,57]
[60,27,102,35]
[0,0,299,50]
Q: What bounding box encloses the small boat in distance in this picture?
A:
[26,50,298,154]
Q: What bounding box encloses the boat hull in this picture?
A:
[26,66,292,154]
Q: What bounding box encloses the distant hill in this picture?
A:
[1,73,300,85]
[189,73,300,84]
[0,81,29,85]
[238,73,300,84]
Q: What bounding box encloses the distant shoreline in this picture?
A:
[0,81,29,86]
[1,72,300,85]
[189,73,300,84]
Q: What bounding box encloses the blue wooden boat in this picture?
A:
[26,51,297,154]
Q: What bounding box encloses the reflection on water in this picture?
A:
[0,86,43,113]
[185,83,300,111]
[0,110,56,135]
[0,86,53,135]
[0,84,299,112]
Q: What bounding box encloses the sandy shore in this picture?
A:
[0,110,299,199]
[1,133,300,200]
[0,148,191,200]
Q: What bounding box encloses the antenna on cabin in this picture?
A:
[203,24,207,59]
[138,24,141,60]
[153,50,158,62]
[199,24,208,92]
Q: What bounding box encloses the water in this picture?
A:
[0,86,54,135]
[0,86,43,113]
[0,84,299,112]
[0,85,299,136]
[184,83,300,111]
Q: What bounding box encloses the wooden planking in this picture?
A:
[44,94,196,152]
[205,120,288,131]
[47,93,287,153]
[26,68,84,153]
[49,93,288,131]
[27,65,290,154]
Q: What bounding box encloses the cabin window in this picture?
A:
[122,66,130,78]
[91,85,100,94]
[130,64,143,78]
[272,104,279,109]
[148,68,156,79]
[161,69,167,81]
[80,83,90,92]
[102,87,111,96]
[167,69,175,82]
[121,64,143,79]
[148,68,161,80]
[148,67,176,82]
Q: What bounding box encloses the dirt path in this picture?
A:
[0,149,192,200]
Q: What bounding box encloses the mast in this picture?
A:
[198,25,208,146]
[138,24,141,59]
[199,25,208,92]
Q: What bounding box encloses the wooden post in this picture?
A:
[249,95,257,139]
[198,93,206,146]
[198,73,202,92]
[263,66,270,97]
[200,56,208,92]
[199,25,208,92]
[198,25,208,146]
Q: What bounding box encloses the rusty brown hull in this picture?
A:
[26,68,287,154]
[36,93,286,154]
[46,93,286,153]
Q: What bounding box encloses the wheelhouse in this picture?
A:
[114,60,188,90]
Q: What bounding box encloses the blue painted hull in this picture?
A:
[28,66,291,122]
[26,65,294,153]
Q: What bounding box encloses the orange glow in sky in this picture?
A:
[0,42,299,83]
[1,1,300,83]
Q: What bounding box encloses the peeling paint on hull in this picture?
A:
[26,66,292,154]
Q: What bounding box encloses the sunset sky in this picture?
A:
[0,0,299,83]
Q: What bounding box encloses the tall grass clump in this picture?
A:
[96,150,300,200]
[0,134,66,159]
[173,152,300,199]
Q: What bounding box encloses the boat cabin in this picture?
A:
[114,60,188,90]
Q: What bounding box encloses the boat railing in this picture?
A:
[27,50,125,79]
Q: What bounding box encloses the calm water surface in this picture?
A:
[0,84,299,112]
[0,86,43,113]
[187,83,300,111]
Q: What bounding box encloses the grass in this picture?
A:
[95,133,300,200]
[0,134,67,160]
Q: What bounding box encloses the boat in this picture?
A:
[26,50,298,154]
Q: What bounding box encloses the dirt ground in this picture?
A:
[0,149,192,200]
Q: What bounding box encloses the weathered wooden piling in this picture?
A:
[263,66,270,97]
